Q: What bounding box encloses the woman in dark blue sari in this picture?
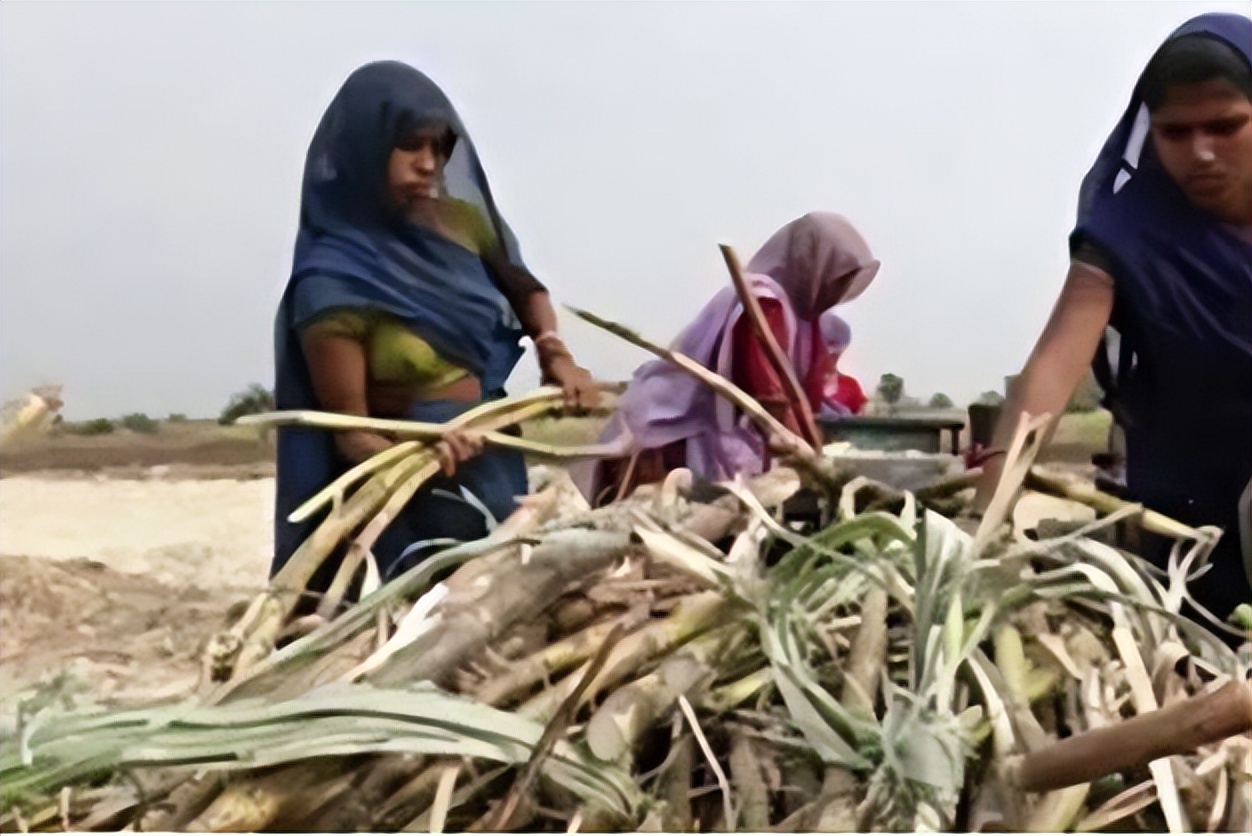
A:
[272,61,598,588]
[974,14,1252,627]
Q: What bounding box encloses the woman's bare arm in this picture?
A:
[300,328,395,464]
[972,262,1115,511]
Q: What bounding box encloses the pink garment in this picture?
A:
[818,311,866,417]
[576,212,879,495]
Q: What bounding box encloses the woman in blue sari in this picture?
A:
[974,13,1252,627]
[272,61,598,589]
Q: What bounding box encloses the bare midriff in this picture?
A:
[367,375,482,418]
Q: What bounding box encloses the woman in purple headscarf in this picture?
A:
[973,14,1252,625]
[581,212,879,505]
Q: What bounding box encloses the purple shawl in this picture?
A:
[578,212,878,493]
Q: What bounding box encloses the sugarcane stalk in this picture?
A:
[720,243,823,450]
[811,767,861,832]
[1010,679,1251,793]
[282,393,561,548]
[490,624,626,831]
[994,624,1030,707]
[660,735,694,832]
[206,450,420,685]
[403,764,501,834]
[372,757,457,832]
[253,401,617,478]
[475,615,637,707]
[729,726,772,831]
[1024,468,1211,542]
[306,754,426,831]
[135,773,225,832]
[519,592,738,723]
[702,667,773,713]
[368,530,634,688]
[317,454,441,618]
[184,760,345,831]
[289,441,421,523]
[218,507,556,704]
[974,411,1054,553]
[842,586,888,718]
[271,452,425,598]
[584,629,727,763]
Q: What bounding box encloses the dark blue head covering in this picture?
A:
[1073,13,1252,500]
[285,60,528,391]
[271,61,529,574]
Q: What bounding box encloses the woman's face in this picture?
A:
[1150,78,1252,224]
[386,127,448,209]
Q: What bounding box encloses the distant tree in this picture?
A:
[67,418,116,436]
[167,412,188,423]
[219,384,275,425]
[120,413,160,434]
[876,374,905,414]
[928,393,954,409]
[974,390,1005,407]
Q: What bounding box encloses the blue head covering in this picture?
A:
[1073,13,1252,502]
[271,61,529,574]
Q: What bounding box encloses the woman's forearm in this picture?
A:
[517,289,559,338]
[974,263,1115,510]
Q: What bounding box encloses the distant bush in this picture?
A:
[166,412,188,423]
[219,384,274,425]
[974,390,1005,407]
[121,413,160,434]
[1066,370,1104,414]
[876,373,905,414]
[67,418,116,436]
[928,393,954,409]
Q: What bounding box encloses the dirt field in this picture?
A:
[0,422,275,714]
[0,413,1108,717]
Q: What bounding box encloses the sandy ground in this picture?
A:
[0,473,273,713]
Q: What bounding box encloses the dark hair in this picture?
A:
[394,114,457,158]
[1141,34,1252,111]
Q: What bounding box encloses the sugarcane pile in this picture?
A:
[2,318,1249,833]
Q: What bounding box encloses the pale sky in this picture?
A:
[2,1,1245,420]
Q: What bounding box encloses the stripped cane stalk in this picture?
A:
[286,393,601,524]
[368,530,634,688]
[810,585,887,830]
[230,394,605,679]
[224,454,431,680]
[1009,680,1252,793]
[842,586,888,719]
[1024,467,1213,543]
[475,615,641,707]
[661,735,695,832]
[520,593,738,723]
[239,405,620,462]
[720,243,823,450]
[729,727,772,831]
[584,629,730,762]
[490,624,627,831]
[973,411,1054,554]
[317,454,443,618]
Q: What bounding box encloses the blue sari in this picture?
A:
[1074,14,1252,620]
[271,62,530,583]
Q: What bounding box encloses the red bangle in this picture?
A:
[965,446,1006,469]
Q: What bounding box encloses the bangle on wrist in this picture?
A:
[966,446,1007,469]
[536,334,573,363]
